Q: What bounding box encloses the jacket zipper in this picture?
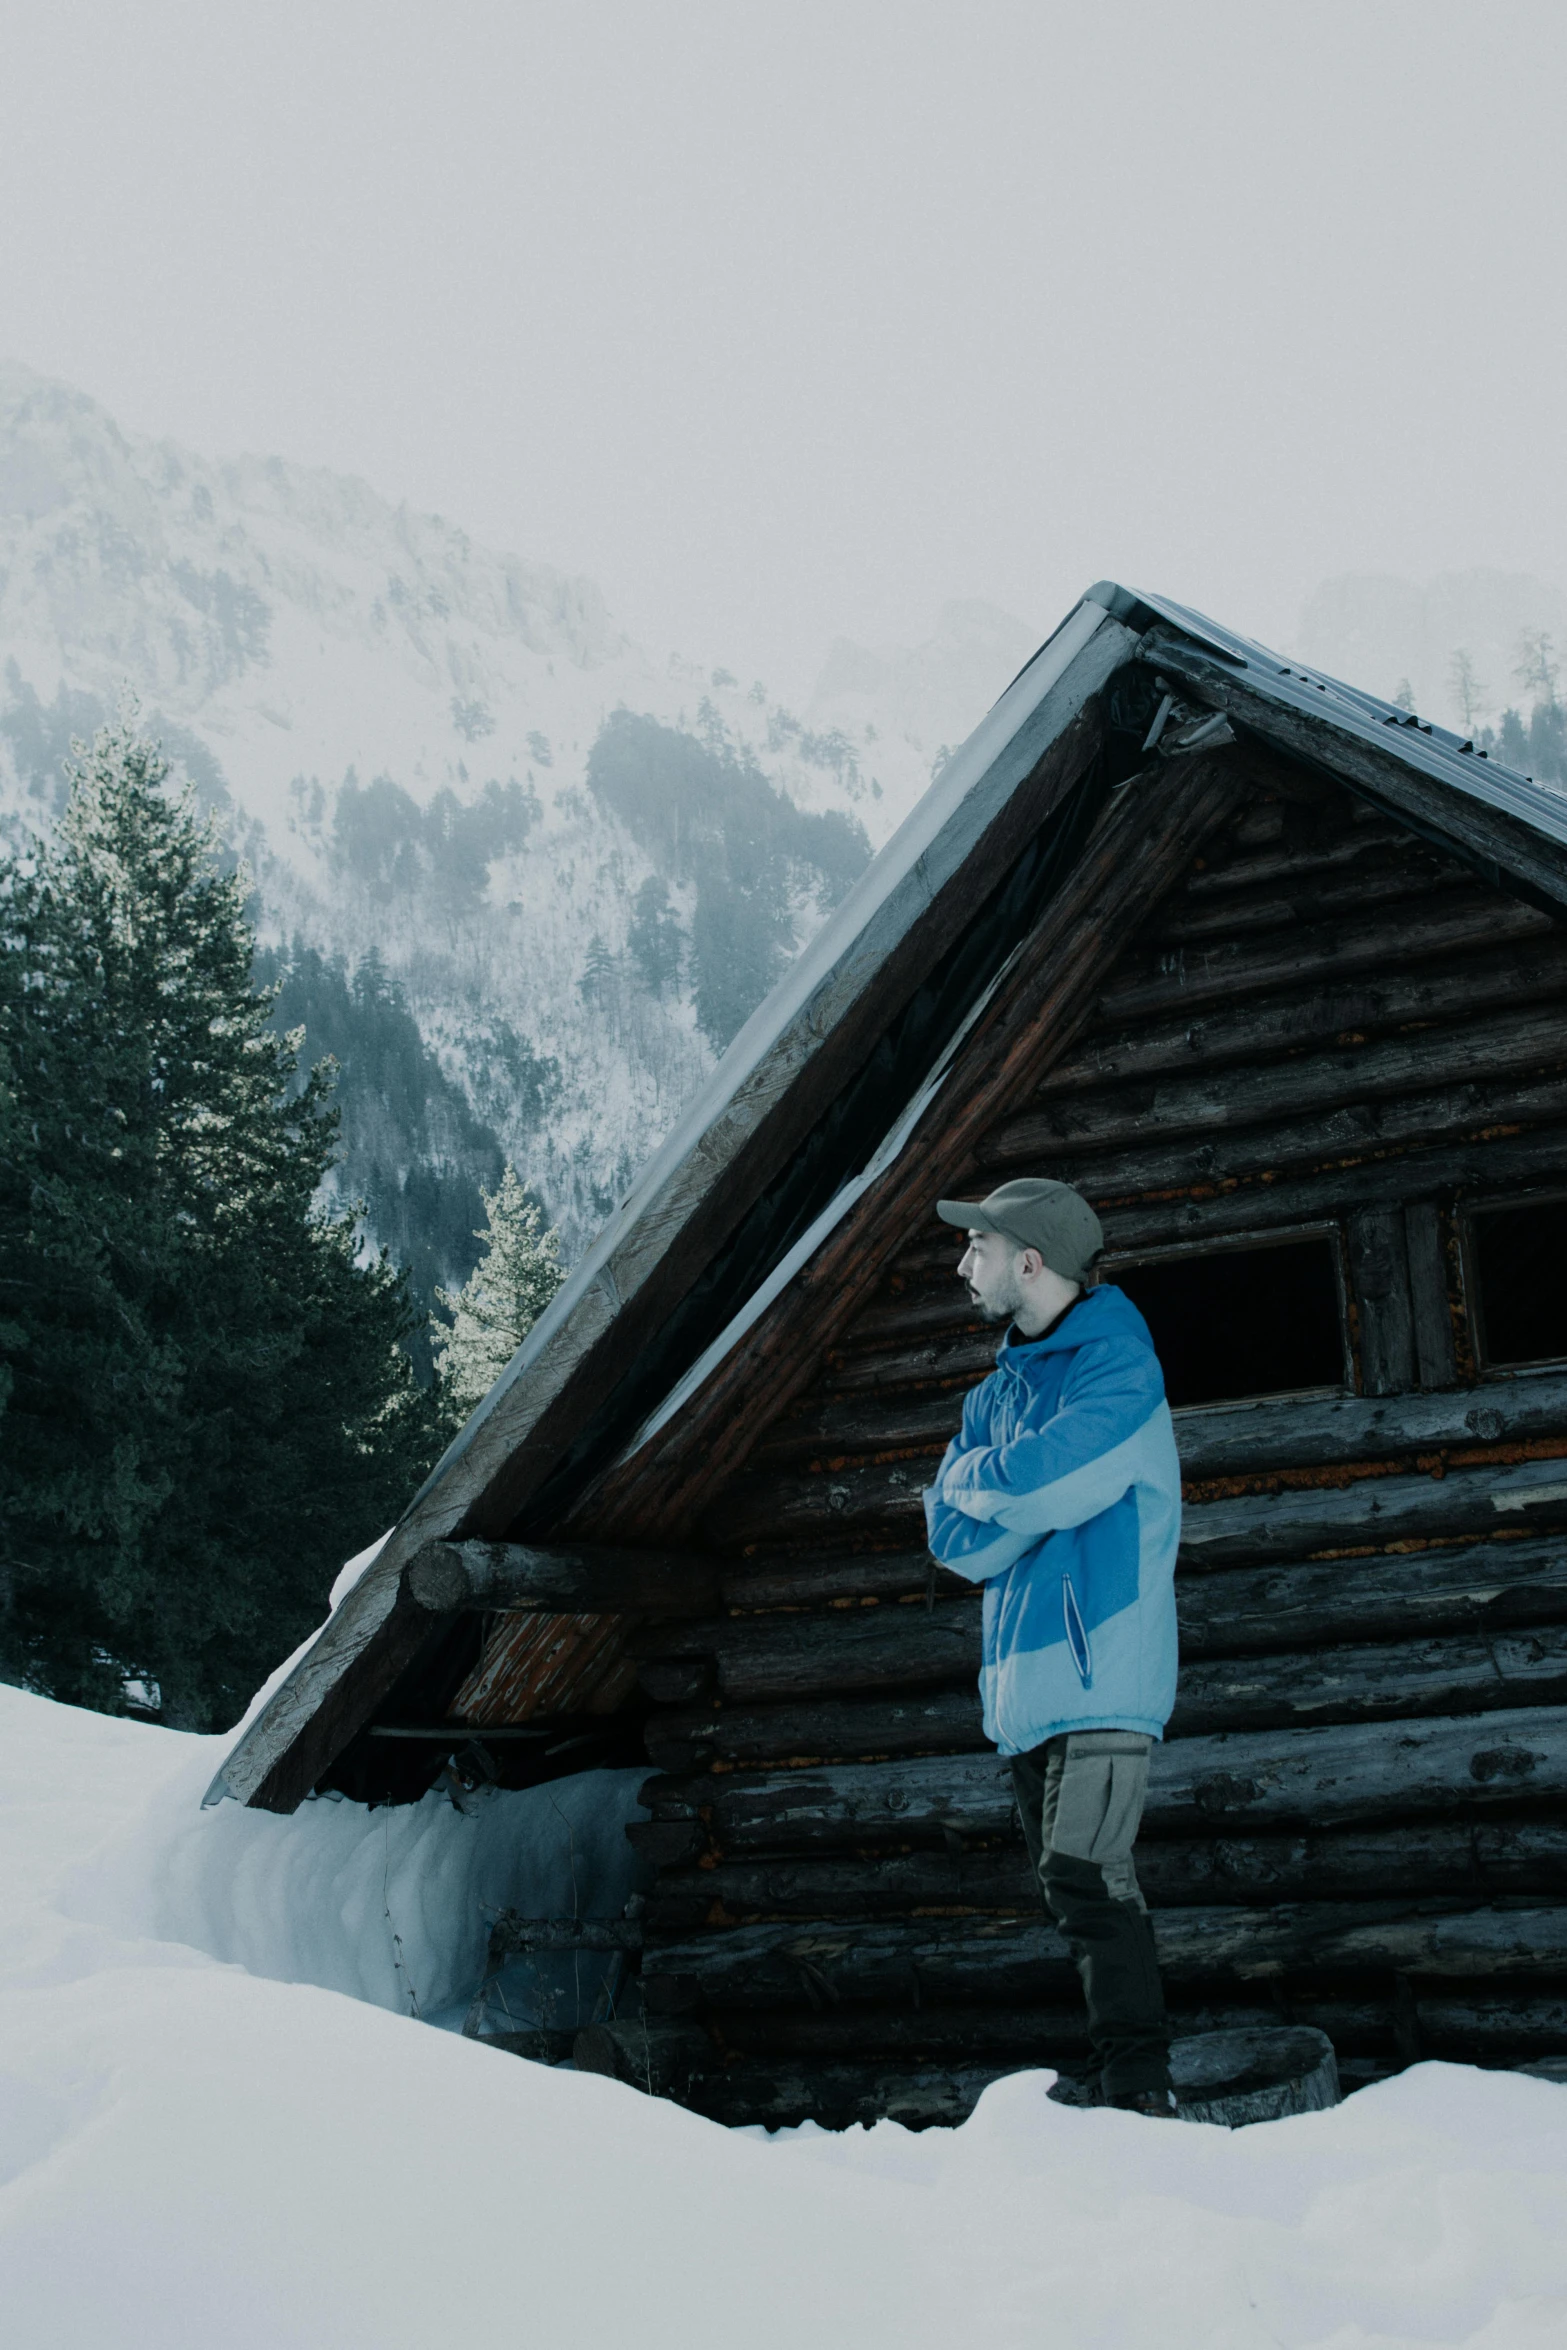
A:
[1062,1575,1093,1688]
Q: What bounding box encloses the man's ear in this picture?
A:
[1018,1246,1044,1280]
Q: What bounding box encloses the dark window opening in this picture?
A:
[1106,1235,1346,1409]
[1470,1199,1567,1369]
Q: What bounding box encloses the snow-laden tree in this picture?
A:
[431,1167,564,1411]
[0,713,448,1727]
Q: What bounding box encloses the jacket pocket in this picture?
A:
[1062,1575,1092,1688]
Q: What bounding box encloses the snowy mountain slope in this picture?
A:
[0,361,1034,1286]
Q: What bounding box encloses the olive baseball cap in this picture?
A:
[936,1177,1104,1284]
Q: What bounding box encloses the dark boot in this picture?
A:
[1040,1849,1173,2102]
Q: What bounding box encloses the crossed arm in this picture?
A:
[924,1343,1167,1584]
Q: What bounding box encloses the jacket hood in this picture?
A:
[997,1282,1155,1370]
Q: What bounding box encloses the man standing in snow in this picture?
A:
[923,1178,1182,2117]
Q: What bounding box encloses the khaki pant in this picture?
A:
[1011,1731,1172,2099]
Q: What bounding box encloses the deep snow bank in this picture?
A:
[4,1682,1567,2350]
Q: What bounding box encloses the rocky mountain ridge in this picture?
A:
[0,362,1035,1321]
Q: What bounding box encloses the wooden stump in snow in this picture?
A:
[1171,2027,1340,2126]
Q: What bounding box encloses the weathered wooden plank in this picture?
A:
[759,1359,1567,1481]
[1151,846,1464,944]
[995,1001,1567,1165]
[646,1818,1567,1932]
[1179,1533,1567,1654]
[1040,935,1567,1098]
[986,1068,1567,1197]
[640,1706,1567,1848]
[721,1549,965,1610]
[1173,1620,1567,1736]
[640,1901,1567,2013]
[640,1597,980,1703]
[1348,1205,1418,1396]
[572,748,1251,1546]
[708,1441,1567,1556]
[1179,1453,1567,1570]
[1405,1201,1459,1390]
[1095,889,1552,1025]
[1178,817,1410,899]
[1094,1125,1567,1255]
[406,1539,720,1616]
[643,1687,986,1773]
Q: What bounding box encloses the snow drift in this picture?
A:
[5,1679,1567,2346]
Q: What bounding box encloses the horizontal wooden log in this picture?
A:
[709,1440,1567,1556]
[1173,1619,1567,1736]
[1041,935,1567,1099]
[1095,888,1552,1024]
[821,1328,998,1396]
[642,1608,1567,1764]
[645,1819,1567,1932]
[984,1067,1567,1195]
[644,1687,987,1774]
[1094,1123,1567,1255]
[752,1369,1567,1479]
[1179,817,1408,898]
[1179,1453,1567,1569]
[996,1000,1567,1165]
[1177,1533,1567,1654]
[652,1526,1567,1680]
[640,1900,1567,2013]
[640,1598,980,1704]
[406,1539,719,1617]
[1150,851,1463,945]
[721,1550,968,1610]
[487,1912,645,1957]
[640,1706,1567,1849]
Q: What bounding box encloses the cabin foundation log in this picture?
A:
[639,1902,1567,2015]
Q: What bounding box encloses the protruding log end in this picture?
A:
[406,1541,475,1612]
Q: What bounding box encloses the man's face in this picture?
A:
[958,1227,1029,1325]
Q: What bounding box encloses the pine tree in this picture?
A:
[0,714,447,1727]
[627,875,684,995]
[431,1167,564,1411]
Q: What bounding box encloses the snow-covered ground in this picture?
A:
[4,1676,1567,2348]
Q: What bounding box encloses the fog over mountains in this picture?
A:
[8,360,1561,1344]
[0,362,1036,1335]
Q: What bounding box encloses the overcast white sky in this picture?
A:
[3,1,1565,689]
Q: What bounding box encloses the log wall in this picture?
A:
[627,781,1567,2127]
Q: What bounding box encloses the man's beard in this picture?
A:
[969,1279,1025,1326]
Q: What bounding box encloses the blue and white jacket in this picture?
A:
[923,1285,1181,1756]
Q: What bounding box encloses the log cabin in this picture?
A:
[208,582,1567,2125]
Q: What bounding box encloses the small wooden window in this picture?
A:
[1468,1197,1567,1370]
[1104,1233,1347,1410]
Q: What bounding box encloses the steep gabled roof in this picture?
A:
[209,584,1567,1812]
